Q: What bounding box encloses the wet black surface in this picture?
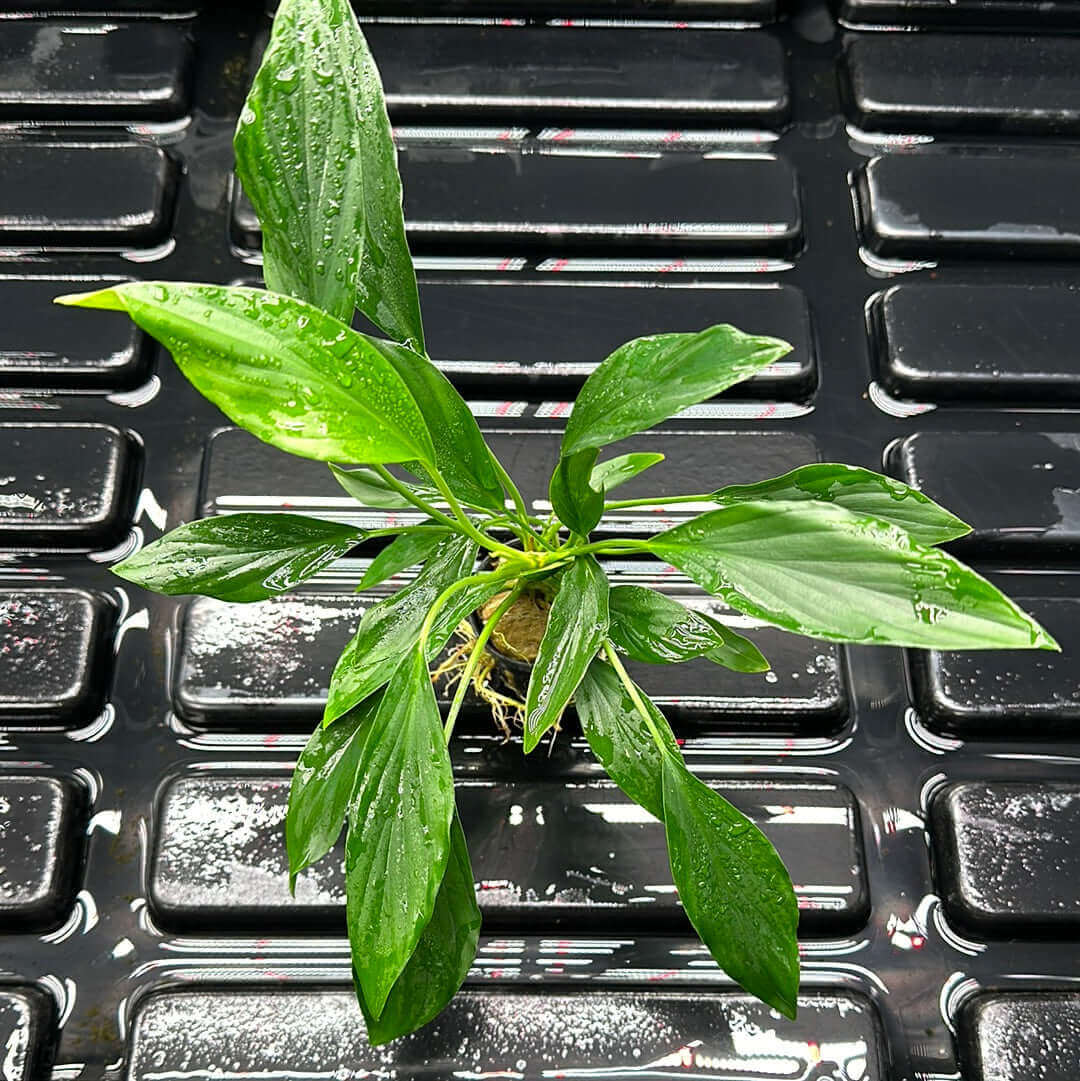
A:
[0,987,54,1081]
[1,4,1079,1079]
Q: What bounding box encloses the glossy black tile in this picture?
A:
[0,988,54,1081]
[125,988,886,1079]
[838,0,1080,28]
[959,993,1080,1081]
[0,590,114,729]
[0,22,191,121]
[892,432,1080,557]
[0,775,86,930]
[0,277,150,390]
[857,152,1080,260]
[0,141,175,248]
[150,772,867,934]
[0,424,138,550]
[234,147,802,256]
[846,34,1080,135]
[932,781,1079,934]
[872,284,1080,404]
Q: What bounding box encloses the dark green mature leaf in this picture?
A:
[714,463,971,546]
[359,528,448,591]
[346,646,454,1018]
[365,337,505,513]
[350,24,424,350]
[549,449,603,536]
[234,0,367,323]
[286,693,380,890]
[576,659,679,821]
[112,513,363,603]
[561,325,791,458]
[331,464,432,509]
[647,500,1059,651]
[359,813,481,1045]
[57,284,434,467]
[324,533,476,725]
[591,452,665,492]
[523,556,609,752]
[608,585,768,673]
[662,755,799,1019]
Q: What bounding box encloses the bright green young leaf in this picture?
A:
[359,528,448,591]
[234,0,367,323]
[607,585,768,673]
[576,659,679,821]
[591,452,665,492]
[331,464,433,509]
[561,325,791,458]
[365,336,505,513]
[56,284,434,467]
[359,813,481,1045]
[647,500,1059,651]
[286,693,380,890]
[523,556,609,752]
[713,463,971,546]
[346,646,454,1018]
[112,513,363,603]
[324,533,476,726]
[549,448,604,537]
[662,754,800,1019]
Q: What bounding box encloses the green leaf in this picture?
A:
[561,325,791,458]
[359,528,448,591]
[358,813,480,1045]
[112,513,363,603]
[286,694,380,890]
[331,464,432,509]
[233,0,367,323]
[345,646,454,1018]
[590,451,665,492]
[647,500,1059,651]
[56,283,434,467]
[576,658,679,821]
[713,463,971,546]
[607,585,768,673]
[662,754,799,1019]
[549,448,604,537]
[364,336,504,513]
[324,533,477,726]
[523,556,609,753]
[349,24,424,350]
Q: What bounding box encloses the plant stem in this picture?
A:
[601,639,675,760]
[603,492,714,510]
[489,455,534,537]
[443,583,524,742]
[557,537,653,560]
[429,471,520,558]
[418,568,518,653]
[369,464,462,532]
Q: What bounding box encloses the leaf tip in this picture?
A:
[54,287,123,310]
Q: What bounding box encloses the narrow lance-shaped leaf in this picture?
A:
[662,755,800,1019]
[562,325,791,458]
[591,451,664,492]
[234,0,367,323]
[112,513,364,603]
[56,284,435,467]
[358,527,448,591]
[331,463,433,509]
[713,463,971,546]
[647,500,1059,651]
[549,448,604,537]
[345,646,455,1018]
[350,24,425,350]
[358,813,481,1045]
[364,336,505,513]
[324,532,476,726]
[523,556,609,753]
[607,585,768,673]
[576,658,679,821]
[286,693,381,890]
